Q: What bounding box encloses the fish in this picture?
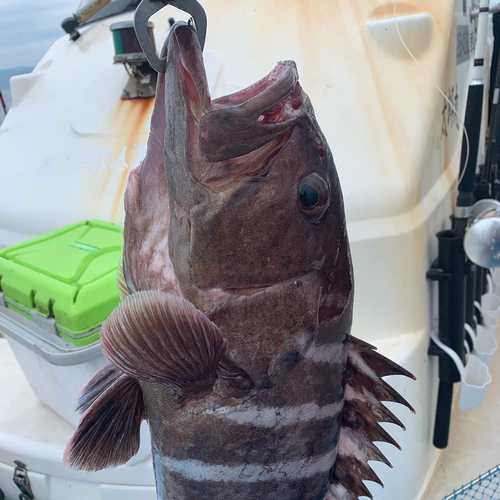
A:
[64,21,415,500]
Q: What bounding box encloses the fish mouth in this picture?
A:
[171,22,306,166]
[200,63,305,164]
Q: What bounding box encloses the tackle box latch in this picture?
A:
[13,460,34,499]
[29,311,57,335]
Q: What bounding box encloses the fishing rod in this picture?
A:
[62,0,113,40]
[0,88,7,116]
[482,11,500,199]
[455,0,490,232]
[429,0,491,450]
[462,0,492,356]
[468,6,500,336]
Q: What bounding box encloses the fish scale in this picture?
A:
[142,375,339,499]
[64,21,415,500]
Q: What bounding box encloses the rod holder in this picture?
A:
[427,229,467,449]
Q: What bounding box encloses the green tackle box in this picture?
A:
[0,220,122,346]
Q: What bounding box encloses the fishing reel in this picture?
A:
[464,199,500,268]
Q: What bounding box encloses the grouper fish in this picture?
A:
[64,21,415,500]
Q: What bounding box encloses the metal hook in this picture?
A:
[134,0,207,73]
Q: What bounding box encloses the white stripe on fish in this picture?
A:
[204,401,343,428]
[303,343,345,364]
[155,450,336,483]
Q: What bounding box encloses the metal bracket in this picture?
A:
[13,461,34,500]
[30,311,57,335]
[454,205,473,219]
[134,0,207,73]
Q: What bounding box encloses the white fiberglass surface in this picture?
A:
[0,1,487,499]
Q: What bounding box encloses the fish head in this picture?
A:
[164,22,352,323]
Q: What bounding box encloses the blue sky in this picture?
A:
[0,0,79,69]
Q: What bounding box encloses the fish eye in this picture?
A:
[298,173,330,223]
[300,184,319,208]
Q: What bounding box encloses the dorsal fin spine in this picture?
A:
[326,335,415,499]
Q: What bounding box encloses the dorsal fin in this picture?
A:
[326,335,415,500]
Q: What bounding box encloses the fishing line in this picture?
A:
[393,0,471,193]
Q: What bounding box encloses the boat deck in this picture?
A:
[0,337,74,447]
[422,349,500,500]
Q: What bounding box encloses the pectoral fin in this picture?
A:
[213,353,255,397]
[101,290,229,397]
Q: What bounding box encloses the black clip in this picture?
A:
[426,267,451,281]
[134,0,207,73]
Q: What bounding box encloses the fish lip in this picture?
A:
[212,61,299,110]
[198,63,304,163]
[170,22,212,114]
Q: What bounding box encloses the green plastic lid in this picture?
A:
[0,220,122,346]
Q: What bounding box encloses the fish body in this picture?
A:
[65,23,414,500]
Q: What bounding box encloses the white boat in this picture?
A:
[0,0,498,498]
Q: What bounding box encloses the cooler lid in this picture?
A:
[0,220,122,342]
